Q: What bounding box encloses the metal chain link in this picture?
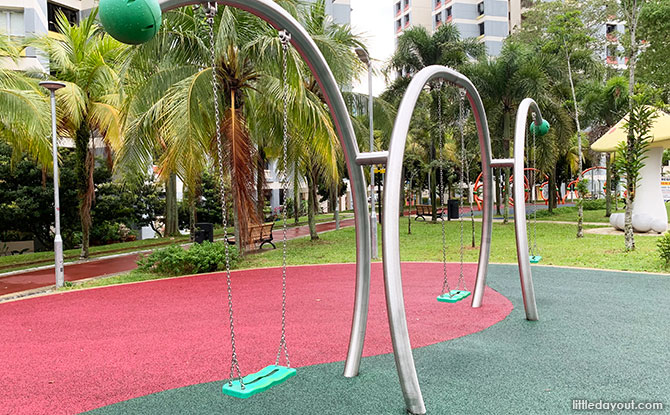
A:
[457,88,467,292]
[206,3,244,389]
[276,29,291,368]
[438,84,451,297]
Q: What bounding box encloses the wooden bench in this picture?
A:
[415,204,446,221]
[226,222,276,249]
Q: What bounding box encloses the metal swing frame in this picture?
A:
[383,67,545,413]
[128,3,544,414]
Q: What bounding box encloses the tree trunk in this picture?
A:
[74,123,94,259]
[605,152,612,217]
[566,49,584,238]
[548,168,557,213]
[293,160,300,224]
[495,172,502,215]
[306,164,319,240]
[232,196,243,254]
[624,7,639,251]
[257,148,266,220]
[164,173,179,237]
[430,166,437,222]
[502,168,509,224]
[189,191,197,241]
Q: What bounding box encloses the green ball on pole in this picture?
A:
[529,119,550,136]
[98,0,162,45]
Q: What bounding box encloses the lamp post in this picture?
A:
[355,47,377,259]
[39,81,66,288]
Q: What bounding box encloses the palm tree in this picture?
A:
[468,41,573,217]
[387,24,484,221]
[33,11,127,258]
[0,35,51,165]
[118,3,341,248]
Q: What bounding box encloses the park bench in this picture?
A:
[226,222,276,250]
[415,204,446,221]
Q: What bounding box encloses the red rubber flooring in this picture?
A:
[0,219,356,297]
[0,262,512,415]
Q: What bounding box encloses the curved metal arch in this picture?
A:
[158,0,371,379]
[382,65,493,415]
[512,98,543,321]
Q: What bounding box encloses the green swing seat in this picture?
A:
[222,365,296,399]
[437,290,471,303]
[529,255,542,264]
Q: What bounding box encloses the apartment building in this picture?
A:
[0,0,95,71]
[393,0,433,38]
[431,0,519,56]
[603,19,626,69]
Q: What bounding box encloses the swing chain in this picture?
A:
[276,29,291,368]
[531,112,538,256]
[207,7,244,388]
[438,83,451,296]
[457,88,467,292]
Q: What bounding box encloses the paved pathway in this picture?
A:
[0,218,355,298]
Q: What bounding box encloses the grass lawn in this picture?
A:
[62,218,669,293]
[1,212,351,274]
[534,202,670,224]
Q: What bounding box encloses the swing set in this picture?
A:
[99,1,550,413]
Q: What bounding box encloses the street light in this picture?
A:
[39,80,66,288]
[355,47,377,259]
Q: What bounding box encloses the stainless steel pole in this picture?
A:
[368,61,377,259]
[49,90,64,288]
[40,81,66,288]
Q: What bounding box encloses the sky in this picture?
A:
[349,0,395,96]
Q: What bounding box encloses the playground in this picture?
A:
[2,0,670,414]
[2,262,668,414]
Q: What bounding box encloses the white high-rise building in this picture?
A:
[392,0,521,57]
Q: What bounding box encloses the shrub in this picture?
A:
[657,233,670,267]
[137,241,238,276]
[583,199,607,211]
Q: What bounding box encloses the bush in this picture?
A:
[657,233,670,267]
[137,241,238,276]
[583,199,607,211]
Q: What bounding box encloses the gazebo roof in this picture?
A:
[591,108,670,152]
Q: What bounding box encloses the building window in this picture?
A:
[477,2,485,16]
[0,9,25,37]
[396,19,402,32]
[403,0,410,10]
[47,2,78,32]
[434,0,442,9]
[446,7,452,17]
[404,14,410,27]
[606,24,616,34]
[395,2,401,15]
[479,22,485,36]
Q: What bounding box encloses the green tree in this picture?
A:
[387,24,484,222]
[0,36,51,165]
[544,9,601,237]
[615,95,655,251]
[638,0,670,99]
[34,10,128,258]
[620,0,648,250]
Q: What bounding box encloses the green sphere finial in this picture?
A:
[529,119,550,136]
[99,0,162,45]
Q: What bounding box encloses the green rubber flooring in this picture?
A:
[87,264,670,414]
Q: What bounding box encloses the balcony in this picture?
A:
[435,1,441,10]
[606,56,617,65]
[606,32,618,43]
[446,15,452,23]
[435,20,442,28]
